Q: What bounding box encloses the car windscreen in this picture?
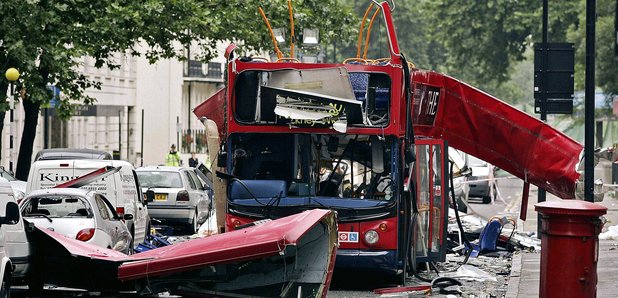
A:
[22,195,92,218]
[136,171,183,188]
[468,156,487,167]
[0,168,16,181]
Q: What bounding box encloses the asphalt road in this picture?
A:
[467,174,525,221]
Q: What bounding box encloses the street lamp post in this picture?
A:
[5,68,20,174]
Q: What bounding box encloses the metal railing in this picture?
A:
[185,60,223,79]
[181,129,209,154]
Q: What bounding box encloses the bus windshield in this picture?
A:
[229,133,395,202]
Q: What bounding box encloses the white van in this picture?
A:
[26,160,150,248]
[0,177,26,294]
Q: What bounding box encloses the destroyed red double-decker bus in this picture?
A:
[195,0,584,284]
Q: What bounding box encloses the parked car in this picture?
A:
[136,166,211,234]
[34,148,112,161]
[26,159,150,249]
[20,188,133,253]
[449,149,470,212]
[467,156,496,204]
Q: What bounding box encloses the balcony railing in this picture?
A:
[185,60,223,80]
[181,128,209,154]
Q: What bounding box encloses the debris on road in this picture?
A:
[439,264,497,282]
[599,225,618,240]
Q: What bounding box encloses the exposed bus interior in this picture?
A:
[233,68,391,129]
[227,133,397,220]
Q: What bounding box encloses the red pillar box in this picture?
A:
[535,200,607,298]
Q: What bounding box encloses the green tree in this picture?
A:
[424,0,538,86]
[0,0,355,180]
[568,0,618,100]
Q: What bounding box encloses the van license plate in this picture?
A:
[155,194,167,201]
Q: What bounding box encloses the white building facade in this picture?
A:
[2,44,226,171]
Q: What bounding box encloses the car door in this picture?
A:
[183,170,208,222]
[131,170,149,244]
[94,195,119,249]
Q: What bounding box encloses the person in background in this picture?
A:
[188,152,199,167]
[165,144,181,166]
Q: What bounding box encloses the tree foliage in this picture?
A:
[0,0,356,116]
[568,0,618,99]
[423,0,538,86]
[0,0,615,177]
[0,0,355,179]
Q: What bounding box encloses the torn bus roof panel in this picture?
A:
[266,67,357,101]
[28,226,141,291]
[28,209,337,297]
[411,70,582,199]
[193,87,226,140]
[262,86,363,124]
[274,103,335,121]
[118,209,338,297]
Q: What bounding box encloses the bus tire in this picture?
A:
[27,272,43,296]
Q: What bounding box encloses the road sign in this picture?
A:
[46,84,61,108]
[534,99,573,114]
[534,43,575,114]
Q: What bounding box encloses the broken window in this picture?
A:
[229,133,394,201]
[233,68,391,129]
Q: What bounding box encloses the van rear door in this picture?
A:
[27,160,78,192]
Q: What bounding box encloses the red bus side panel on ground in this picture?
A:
[411,70,582,200]
[119,209,335,280]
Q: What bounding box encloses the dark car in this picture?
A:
[34,148,112,161]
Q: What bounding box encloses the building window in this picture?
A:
[206,62,222,79]
[188,60,204,77]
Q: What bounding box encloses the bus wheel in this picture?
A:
[186,211,198,234]
[27,272,43,296]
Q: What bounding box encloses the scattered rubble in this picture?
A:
[599,225,618,240]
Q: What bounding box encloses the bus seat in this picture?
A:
[230,180,287,199]
[349,73,369,102]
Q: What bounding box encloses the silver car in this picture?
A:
[136,166,211,234]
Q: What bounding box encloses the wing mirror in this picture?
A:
[145,189,155,203]
[123,214,134,221]
[0,202,20,226]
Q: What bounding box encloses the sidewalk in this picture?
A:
[505,188,618,297]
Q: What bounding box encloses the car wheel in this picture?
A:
[187,210,198,234]
[145,219,152,238]
[0,269,11,298]
[128,235,135,255]
[482,185,497,204]
[129,225,136,253]
[456,196,468,213]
